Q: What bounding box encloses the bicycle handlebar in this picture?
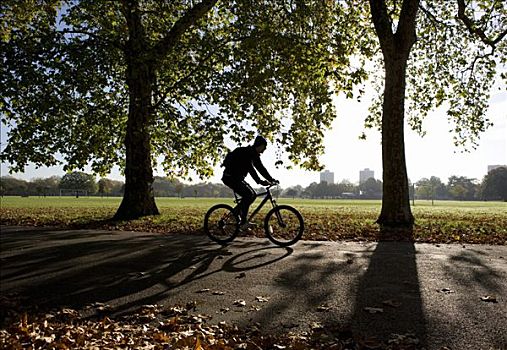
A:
[265,181,280,189]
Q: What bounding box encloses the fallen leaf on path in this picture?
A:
[153,332,170,342]
[194,336,203,350]
[235,273,246,279]
[316,305,331,312]
[359,337,382,349]
[128,272,147,279]
[480,295,498,303]
[61,308,80,317]
[310,322,324,330]
[283,323,298,329]
[364,307,384,314]
[382,299,402,308]
[438,288,455,294]
[388,333,420,346]
[96,304,112,311]
[212,291,225,295]
[186,301,197,311]
[196,289,210,293]
[233,300,246,307]
[255,296,269,302]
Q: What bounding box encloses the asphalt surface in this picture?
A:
[0,225,506,349]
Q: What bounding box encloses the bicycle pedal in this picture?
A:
[239,222,255,231]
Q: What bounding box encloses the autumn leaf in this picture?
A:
[194,336,203,350]
[438,288,455,294]
[310,322,324,330]
[382,299,402,308]
[255,296,269,302]
[186,301,197,310]
[359,337,383,349]
[233,300,246,307]
[364,307,384,314]
[316,304,331,312]
[153,332,170,342]
[480,295,498,303]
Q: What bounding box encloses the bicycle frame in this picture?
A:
[234,185,278,223]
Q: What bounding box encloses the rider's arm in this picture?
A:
[252,155,274,182]
[248,166,263,184]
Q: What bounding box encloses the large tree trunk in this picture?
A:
[114,1,159,220]
[376,53,414,233]
[112,0,217,220]
[114,61,159,220]
[369,0,419,236]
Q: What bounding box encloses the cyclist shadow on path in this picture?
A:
[0,226,292,323]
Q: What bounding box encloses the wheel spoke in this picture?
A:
[204,205,239,244]
[265,206,303,246]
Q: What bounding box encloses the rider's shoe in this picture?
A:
[239,221,254,231]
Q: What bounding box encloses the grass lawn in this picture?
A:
[1,196,506,244]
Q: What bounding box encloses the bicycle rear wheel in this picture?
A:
[264,205,304,246]
[204,204,239,245]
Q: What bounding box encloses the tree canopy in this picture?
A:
[1,0,353,176]
[60,171,98,193]
[481,167,507,201]
[1,0,360,219]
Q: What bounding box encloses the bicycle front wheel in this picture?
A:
[264,205,304,246]
[204,204,239,245]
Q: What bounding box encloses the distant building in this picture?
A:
[320,170,334,184]
[488,165,507,173]
[359,168,375,184]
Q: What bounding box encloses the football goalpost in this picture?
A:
[59,189,88,198]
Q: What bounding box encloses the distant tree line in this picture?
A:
[412,170,507,201]
[0,172,124,197]
[1,167,506,201]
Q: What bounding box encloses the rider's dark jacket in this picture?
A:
[222,146,274,184]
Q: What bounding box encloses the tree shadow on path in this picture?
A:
[0,226,292,324]
[349,241,427,347]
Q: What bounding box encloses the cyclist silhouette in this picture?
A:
[222,136,278,228]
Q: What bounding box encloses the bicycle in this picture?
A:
[203,183,304,247]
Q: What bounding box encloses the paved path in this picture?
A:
[1,226,506,349]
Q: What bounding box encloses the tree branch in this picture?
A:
[396,0,419,48]
[418,4,447,28]
[461,49,496,78]
[457,0,507,47]
[58,29,125,50]
[369,0,395,52]
[151,0,218,64]
[153,34,261,109]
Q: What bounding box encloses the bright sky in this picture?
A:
[224,85,507,187]
[2,84,505,188]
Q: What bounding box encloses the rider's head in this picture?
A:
[253,135,267,154]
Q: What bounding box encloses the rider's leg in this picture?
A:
[236,181,255,224]
[223,177,255,223]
